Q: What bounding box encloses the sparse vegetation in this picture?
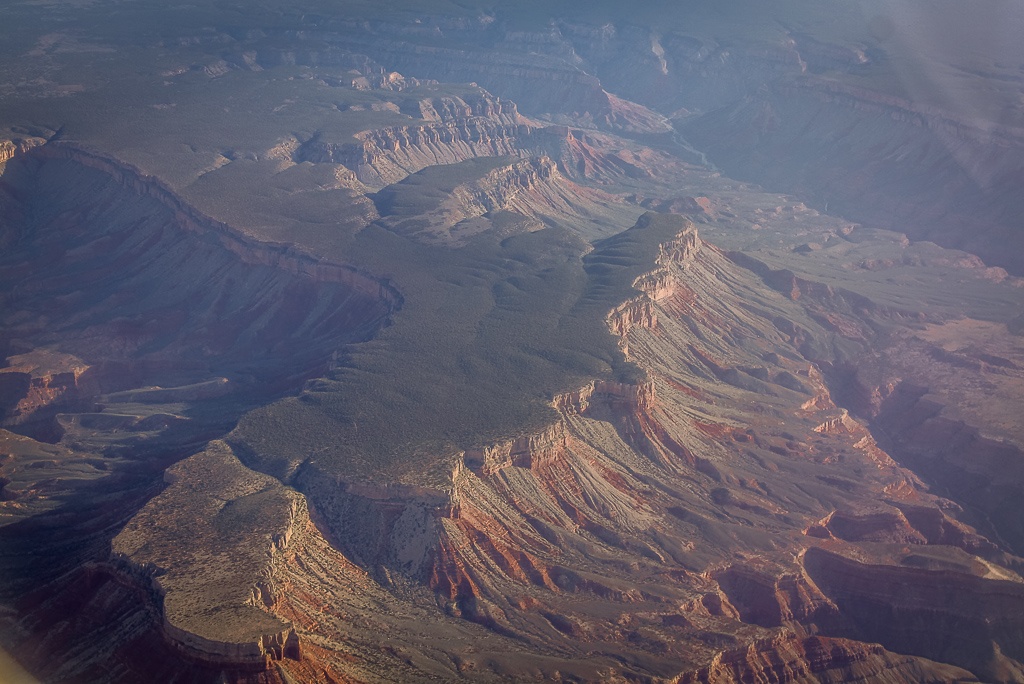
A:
[233,212,688,484]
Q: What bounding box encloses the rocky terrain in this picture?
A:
[2,0,1023,682]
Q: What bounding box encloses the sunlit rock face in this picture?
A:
[2,1,1024,682]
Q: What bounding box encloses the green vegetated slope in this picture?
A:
[0,0,682,488]
[231,213,687,486]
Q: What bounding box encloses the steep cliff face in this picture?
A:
[607,221,700,352]
[408,92,521,125]
[816,310,1024,557]
[8,205,1017,681]
[601,222,1024,680]
[5,2,1024,681]
[9,474,333,684]
[868,384,1024,555]
[0,146,397,398]
[374,155,629,244]
[282,375,669,601]
[0,148,405,679]
[709,565,843,632]
[0,135,46,167]
[244,221,1013,681]
[162,6,1024,273]
[804,547,1024,683]
[291,462,454,580]
[804,505,1002,559]
[111,442,302,669]
[674,632,976,684]
[297,119,533,189]
[0,350,96,432]
[293,109,651,201]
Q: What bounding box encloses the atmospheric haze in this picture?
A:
[1,1,1023,682]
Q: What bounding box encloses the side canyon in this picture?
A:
[2,1,1023,682]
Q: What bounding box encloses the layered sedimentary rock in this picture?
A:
[112,442,302,668]
[5,177,1020,681]
[0,350,96,430]
[608,220,700,346]
[297,120,533,189]
[374,155,628,244]
[709,565,842,631]
[0,147,404,678]
[0,135,46,167]
[675,632,975,684]
[297,116,637,195]
[804,547,1024,683]
[227,220,1017,681]
[193,7,1024,277]
[3,4,1024,680]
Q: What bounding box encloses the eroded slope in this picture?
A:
[2,1,1024,682]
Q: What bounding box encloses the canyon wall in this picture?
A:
[681,80,1024,274]
[26,143,401,305]
[804,547,1024,683]
[110,442,304,669]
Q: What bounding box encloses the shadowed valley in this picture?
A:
[2,1,1023,682]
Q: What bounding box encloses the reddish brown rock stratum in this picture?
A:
[72,213,1012,682]
[3,3,1024,681]
[4,154,1019,682]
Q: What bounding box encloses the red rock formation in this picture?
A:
[0,351,96,427]
[674,632,976,684]
[803,547,1024,682]
[111,443,305,670]
[463,421,568,477]
[0,136,46,166]
[298,119,536,188]
[607,221,700,347]
[710,565,842,631]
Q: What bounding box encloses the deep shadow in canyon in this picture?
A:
[2,1,1024,682]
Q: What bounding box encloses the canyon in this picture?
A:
[1,0,1023,682]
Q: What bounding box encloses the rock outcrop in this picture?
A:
[374,155,625,244]
[297,119,533,189]
[608,220,700,351]
[804,505,1001,557]
[111,442,303,668]
[4,7,1024,679]
[463,421,569,477]
[0,135,46,167]
[709,565,842,631]
[803,547,1024,683]
[675,631,976,684]
[0,350,96,430]
[6,177,1022,681]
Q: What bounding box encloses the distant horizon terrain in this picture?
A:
[2,1,1023,682]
